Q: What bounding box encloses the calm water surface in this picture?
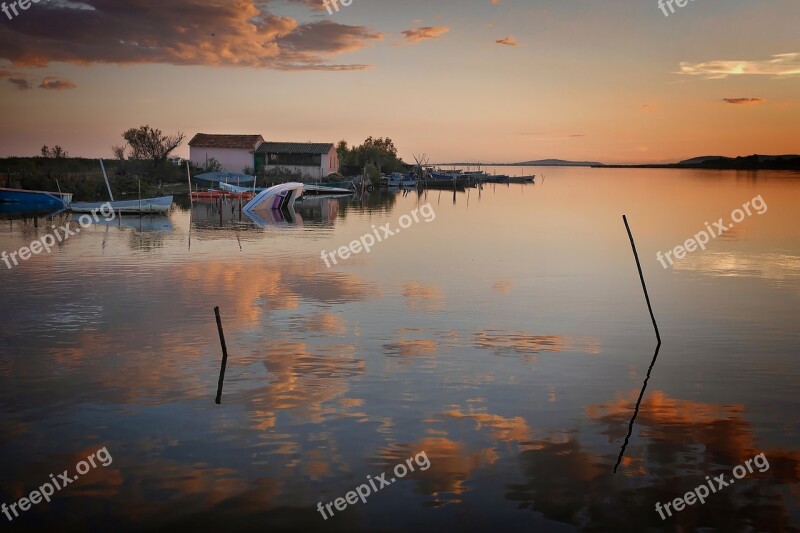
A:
[1,168,799,532]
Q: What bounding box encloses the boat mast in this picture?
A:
[99,159,114,202]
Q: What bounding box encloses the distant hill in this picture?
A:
[511,159,605,167]
[446,154,800,170]
[602,154,800,170]
[678,156,729,165]
[678,154,800,166]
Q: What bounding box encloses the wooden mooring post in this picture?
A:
[214,306,229,404]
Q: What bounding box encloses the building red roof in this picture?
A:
[188,134,264,150]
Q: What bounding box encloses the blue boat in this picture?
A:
[430,172,460,181]
[193,172,256,187]
[0,187,73,210]
[381,172,417,188]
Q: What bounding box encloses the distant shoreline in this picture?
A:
[433,162,599,167]
[436,159,800,171]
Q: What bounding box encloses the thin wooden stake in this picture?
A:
[214,306,229,404]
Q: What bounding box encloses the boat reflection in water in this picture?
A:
[186,194,355,229]
[0,203,65,220]
[295,195,341,225]
[188,197,303,229]
[243,205,300,227]
[92,215,174,232]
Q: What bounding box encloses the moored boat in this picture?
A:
[322,180,359,190]
[218,182,262,195]
[193,172,256,187]
[302,184,353,195]
[418,179,468,191]
[483,174,510,183]
[242,182,304,213]
[507,175,535,183]
[193,186,254,200]
[70,196,173,214]
[70,159,174,215]
[381,173,417,188]
[0,187,73,209]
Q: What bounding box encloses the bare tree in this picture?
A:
[122,125,185,167]
[41,145,68,158]
[111,144,127,160]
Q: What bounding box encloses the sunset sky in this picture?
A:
[0,0,798,164]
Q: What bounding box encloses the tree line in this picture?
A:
[336,137,406,175]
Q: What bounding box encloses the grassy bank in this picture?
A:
[0,158,190,201]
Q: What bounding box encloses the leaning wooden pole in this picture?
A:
[622,215,660,343]
[214,306,229,404]
[99,159,114,202]
[186,162,194,208]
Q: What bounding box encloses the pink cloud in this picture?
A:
[401,26,449,44]
[496,36,518,46]
[39,77,77,90]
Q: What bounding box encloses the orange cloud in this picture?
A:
[491,280,513,294]
[401,26,449,44]
[444,409,533,442]
[0,1,383,71]
[8,77,31,90]
[722,97,766,105]
[39,77,77,90]
[496,36,518,47]
[402,281,444,311]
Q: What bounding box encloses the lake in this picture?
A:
[1,167,799,531]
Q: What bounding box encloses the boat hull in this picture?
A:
[0,188,72,209]
[302,184,353,195]
[193,172,256,186]
[217,182,261,195]
[393,180,418,187]
[321,180,358,190]
[70,196,173,214]
[243,183,304,213]
[418,180,468,191]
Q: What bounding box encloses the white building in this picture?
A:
[254,142,339,180]
[188,134,264,173]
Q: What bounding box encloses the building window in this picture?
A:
[264,153,321,166]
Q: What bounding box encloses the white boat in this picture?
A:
[70,196,173,214]
[218,182,262,194]
[382,173,417,188]
[69,159,173,214]
[302,184,353,195]
[221,182,351,196]
[242,182,304,213]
